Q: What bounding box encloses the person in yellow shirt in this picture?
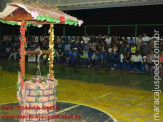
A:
[131,43,137,55]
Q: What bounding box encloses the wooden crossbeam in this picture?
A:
[25,50,52,55]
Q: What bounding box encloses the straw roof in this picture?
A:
[0,1,83,26]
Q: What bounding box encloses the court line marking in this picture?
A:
[57,101,118,122]
[117,93,152,114]
[0,86,15,90]
[0,77,150,122]
[56,78,150,121]
[56,77,150,114]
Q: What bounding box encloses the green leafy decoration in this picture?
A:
[0,19,41,27]
[0,20,18,25]
[35,86,40,102]
[36,15,78,26]
[55,86,57,100]
[16,83,21,91]
[30,77,35,83]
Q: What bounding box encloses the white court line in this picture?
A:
[0,77,149,122]
[56,77,150,114]
[0,86,15,90]
[0,75,150,122]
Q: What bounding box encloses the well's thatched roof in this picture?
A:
[0,1,83,26]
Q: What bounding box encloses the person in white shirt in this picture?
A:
[105,35,111,45]
[131,51,143,71]
[112,44,117,54]
[136,34,143,45]
[83,34,90,44]
[65,42,70,51]
[108,44,112,53]
[142,33,150,46]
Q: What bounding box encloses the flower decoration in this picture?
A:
[78,20,84,27]
[60,16,65,24]
[31,10,39,20]
[38,25,43,28]
[48,24,54,78]
[19,21,27,91]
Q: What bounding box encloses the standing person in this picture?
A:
[131,51,143,71]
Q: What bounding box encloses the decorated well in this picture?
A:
[0,1,83,122]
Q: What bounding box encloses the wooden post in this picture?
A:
[22,20,26,77]
[49,23,54,78]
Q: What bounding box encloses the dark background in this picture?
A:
[0,4,163,36]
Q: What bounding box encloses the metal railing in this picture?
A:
[51,24,163,40]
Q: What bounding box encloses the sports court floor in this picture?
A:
[0,60,162,122]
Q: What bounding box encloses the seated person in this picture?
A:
[74,49,80,66]
[131,51,143,71]
[126,44,131,53]
[131,43,137,55]
[124,51,132,70]
[101,50,109,68]
[80,51,87,66]
[87,49,93,67]
[128,37,136,44]
[109,51,120,70]
[63,50,69,64]
[92,51,98,67]
[95,51,102,68]
[8,48,18,61]
[125,51,131,63]
[108,44,113,53]
[145,49,157,72]
[142,33,150,46]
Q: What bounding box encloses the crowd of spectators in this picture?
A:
[0,33,163,73]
